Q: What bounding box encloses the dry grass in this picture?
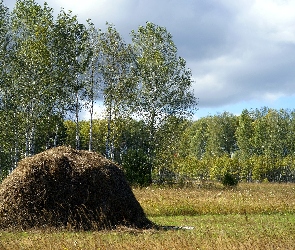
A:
[134,182,295,216]
[1,183,295,249]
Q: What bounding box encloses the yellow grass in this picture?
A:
[1,183,295,249]
[134,182,295,216]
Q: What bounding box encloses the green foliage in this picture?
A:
[131,22,197,181]
[221,172,238,187]
[97,23,136,159]
[205,112,238,158]
[122,149,151,186]
[173,108,295,184]
[173,154,209,181]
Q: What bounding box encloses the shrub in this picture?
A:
[221,172,238,187]
[122,149,151,186]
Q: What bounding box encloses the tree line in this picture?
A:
[175,108,295,184]
[0,0,196,184]
[50,108,295,185]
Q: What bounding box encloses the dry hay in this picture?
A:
[0,146,154,231]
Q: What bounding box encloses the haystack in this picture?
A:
[0,146,153,230]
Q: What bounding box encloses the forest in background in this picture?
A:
[1,1,295,185]
[63,107,295,185]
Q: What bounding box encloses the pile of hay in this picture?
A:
[0,146,153,230]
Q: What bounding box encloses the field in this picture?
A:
[0,183,295,249]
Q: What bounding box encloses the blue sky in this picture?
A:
[5,0,295,120]
[195,95,295,118]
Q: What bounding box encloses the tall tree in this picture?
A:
[99,23,136,159]
[131,22,197,182]
[205,112,238,158]
[83,20,103,151]
[0,0,9,106]
[53,9,89,149]
[0,0,9,79]
[0,0,13,175]
[10,0,56,156]
[187,118,209,159]
[235,109,255,180]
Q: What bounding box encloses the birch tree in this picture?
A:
[53,10,89,149]
[83,20,103,151]
[0,0,13,176]
[131,22,197,182]
[99,23,136,159]
[10,0,56,156]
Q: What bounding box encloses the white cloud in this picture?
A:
[261,92,284,101]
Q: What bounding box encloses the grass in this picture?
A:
[1,183,295,249]
[134,182,295,216]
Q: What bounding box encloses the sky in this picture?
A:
[4,0,295,119]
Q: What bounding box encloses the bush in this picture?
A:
[221,172,238,187]
[122,149,152,186]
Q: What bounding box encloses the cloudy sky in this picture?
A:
[5,0,295,119]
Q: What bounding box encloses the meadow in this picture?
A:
[0,183,295,249]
